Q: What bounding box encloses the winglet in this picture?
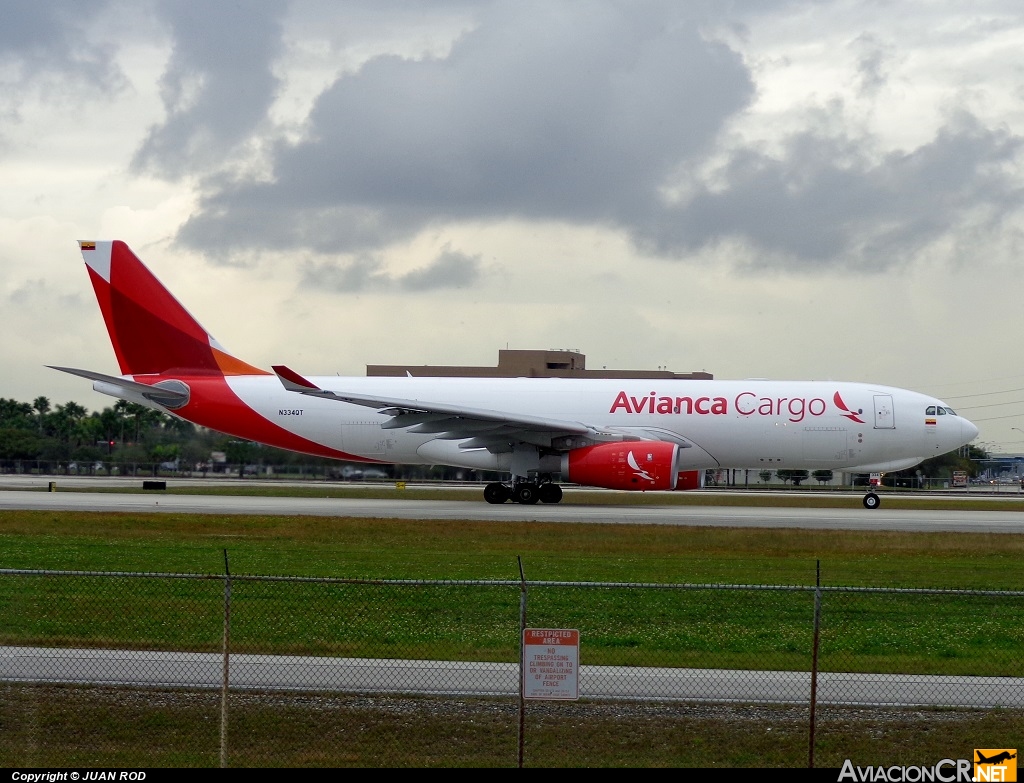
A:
[272,365,327,393]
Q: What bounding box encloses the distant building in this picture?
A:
[367,349,713,380]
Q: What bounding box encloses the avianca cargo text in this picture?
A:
[608,390,860,423]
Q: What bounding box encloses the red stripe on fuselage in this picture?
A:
[150,375,373,462]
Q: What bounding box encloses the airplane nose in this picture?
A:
[963,418,979,443]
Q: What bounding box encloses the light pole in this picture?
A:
[1011,428,1024,491]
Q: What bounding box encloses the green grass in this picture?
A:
[1,502,1022,767]
[1,511,1023,674]
[0,508,1022,586]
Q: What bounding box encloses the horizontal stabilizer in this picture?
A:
[47,366,190,408]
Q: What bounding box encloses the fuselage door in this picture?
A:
[873,395,895,429]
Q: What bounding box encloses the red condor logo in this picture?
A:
[833,391,866,424]
[609,390,862,424]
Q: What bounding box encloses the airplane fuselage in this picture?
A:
[112,374,974,476]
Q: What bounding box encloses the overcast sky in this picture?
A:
[3,0,1023,452]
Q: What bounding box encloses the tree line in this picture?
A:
[0,395,338,475]
[0,395,476,480]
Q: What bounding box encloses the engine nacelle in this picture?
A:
[675,470,704,491]
[563,441,679,491]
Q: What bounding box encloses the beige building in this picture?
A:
[367,349,713,380]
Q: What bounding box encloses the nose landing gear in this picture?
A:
[863,492,881,509]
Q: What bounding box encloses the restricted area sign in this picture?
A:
[522,628,579,700]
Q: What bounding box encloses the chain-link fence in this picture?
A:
[1,567,1021,767]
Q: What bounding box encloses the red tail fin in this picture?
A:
[79,240,267,377]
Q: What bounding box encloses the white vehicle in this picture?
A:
[52,241,978,509]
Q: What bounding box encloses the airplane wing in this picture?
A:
[272,365,638,452]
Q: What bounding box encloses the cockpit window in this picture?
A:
[926,406,936,415]
[944,407,956,415]
[937,407,946,415]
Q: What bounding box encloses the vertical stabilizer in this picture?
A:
[79,240,267,377]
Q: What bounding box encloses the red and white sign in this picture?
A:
[523,628,579,700]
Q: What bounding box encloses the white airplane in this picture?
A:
[52,240,978,509]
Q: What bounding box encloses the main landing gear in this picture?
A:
[863,492,881,509]
[484,481,563,505]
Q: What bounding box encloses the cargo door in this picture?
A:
[801,427,849,462]
[873,395,895,429]
[341,422,391,458]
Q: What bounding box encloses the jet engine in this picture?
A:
[563,441,679,491]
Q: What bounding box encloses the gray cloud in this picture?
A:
[146,1,1023,274]
[850,33,895,97]
[131,0,288,178]
[302,255,390,292]
[635,112,1024,269]
[398,248,480,291]
[0,1,123,90]
[177,1,754,254]
[302,247,481,292]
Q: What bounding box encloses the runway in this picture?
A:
[1,481,1023,533]
[2,645,1021,708]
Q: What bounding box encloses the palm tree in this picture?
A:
[32,396,50,434]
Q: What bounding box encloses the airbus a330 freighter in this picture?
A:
[52,241,979,509]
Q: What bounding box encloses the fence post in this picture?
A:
[809,559,821,769]
[221,549,231,768]
[517,556,527,770]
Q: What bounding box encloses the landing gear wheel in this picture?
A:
[863,492,881,510]
[514,483,540,505]
[538,483,563,504]
[483,482,510,504]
